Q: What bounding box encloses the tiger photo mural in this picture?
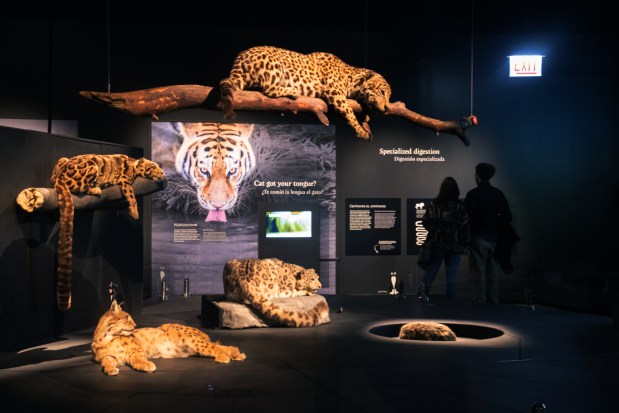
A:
[174,122,256,223]
[150,122,337,296]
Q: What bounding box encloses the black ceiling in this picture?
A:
[2,1,616,35]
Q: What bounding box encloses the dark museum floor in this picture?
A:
[1,294,618,413]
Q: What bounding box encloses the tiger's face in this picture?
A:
[175,123,256,222]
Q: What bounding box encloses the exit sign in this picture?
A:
[509,55,543,77]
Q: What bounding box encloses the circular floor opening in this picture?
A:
[368,322,505,341]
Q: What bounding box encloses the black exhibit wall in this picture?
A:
[0,126,145,350]
[1,1,618,335]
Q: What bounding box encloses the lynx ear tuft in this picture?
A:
[111,300,122,312]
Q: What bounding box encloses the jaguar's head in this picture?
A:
[359,72,392,114]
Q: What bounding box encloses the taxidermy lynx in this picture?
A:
[91,300,246,376]
[51,154,165,311]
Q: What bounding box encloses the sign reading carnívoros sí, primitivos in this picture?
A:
[346,198,401,255]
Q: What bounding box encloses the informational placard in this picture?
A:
[406,198,432,255]
[345,198,401,255]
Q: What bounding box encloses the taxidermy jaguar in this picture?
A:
[91,300,246,376]
[174,122,256,222]
[223,258,326,327]
[51,154,165,311]
[219,45,392,140]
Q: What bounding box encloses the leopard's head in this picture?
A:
[294,268,322,293]
[359,72,392,114]
[134,158,165,180]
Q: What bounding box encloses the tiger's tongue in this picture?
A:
[205,210,227,222]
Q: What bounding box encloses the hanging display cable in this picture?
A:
[470,0,475,117]
[106,0,112,93]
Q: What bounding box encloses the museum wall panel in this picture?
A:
[0,126,145,350]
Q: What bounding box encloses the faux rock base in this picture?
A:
[201,295,330,329]
[214,301,269,329]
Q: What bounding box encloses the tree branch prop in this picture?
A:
[16,177,168,213]
[79,85,214,119]
[385,101,477,146]
[80,84,476,146]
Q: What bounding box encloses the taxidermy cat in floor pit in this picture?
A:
[51,154,165,311]
[91,300,246,376]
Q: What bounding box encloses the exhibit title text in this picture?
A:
[379,147,440,156]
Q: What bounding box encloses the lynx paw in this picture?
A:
[233,352,247,361]
[216,356,230,363]
[214,346,246,363]
[132,360,157,373]
[103,365,120,376]
[229,347,247,361]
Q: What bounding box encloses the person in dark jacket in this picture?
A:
[419,177,471,301]
[464,163,512,303]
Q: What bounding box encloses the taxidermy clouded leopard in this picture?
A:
[51,154,164,311]
[91,300,246,376]
[174,122,256,222]
[220,45,392,141]
[223,258,326,327]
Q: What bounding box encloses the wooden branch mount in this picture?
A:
[16,177,168,214]
[80,84,477,146]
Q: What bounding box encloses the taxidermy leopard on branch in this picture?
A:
[51,154,164,311]
[220,45,391,141]
[79,46,476,146]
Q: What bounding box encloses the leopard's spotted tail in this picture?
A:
[54,181,74,311]
[240,286,326,328]
[256,297,327,328]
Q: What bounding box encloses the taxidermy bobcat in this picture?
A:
[91,300,246,376]
[51,154,165,311]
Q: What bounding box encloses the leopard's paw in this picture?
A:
[220,97,236,119]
